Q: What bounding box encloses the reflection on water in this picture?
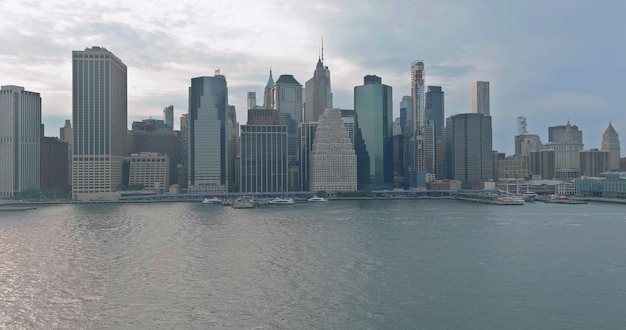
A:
[1,200,625,328]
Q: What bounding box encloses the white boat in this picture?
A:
[232,196,255,208]
[202,197,222,204]
[269,197,295,205]
[307,196,328,202]
[521,192,538,202]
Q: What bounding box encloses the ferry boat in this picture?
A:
[307,196,328,202]
[202,197,222,204]
[269,197,295,205]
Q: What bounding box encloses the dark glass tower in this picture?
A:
[354,75,393,189]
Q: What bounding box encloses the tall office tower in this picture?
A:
[426,86,444,178]
[393,118,405,180]
[423,120,436,175]
[247,92,257,110]
[530,149,556,180]
[41,137,70,193]
[187,73,229,194]
[130,119,180,185]
[444,113,493,188]
[263,69,274,108]
[227,105,240,192]
[400,95,412,187]
[400,95,412,134]
[304,57,332,122]
[178,113,189,187]
[472,81,490,116]
[580,149,610,177]
[409,61,426,188]
[72,47,127,200]
[544,142,583,179]
[354,75,393,189]
[163,105,174,129]
[271,74,303,191]
[240,109,287,193]
[0,85,41,197]
[548,121,582,143]
[545,121,583,179]
[601,122,620,170]
[271,74,303,124]
[425,86,444,140]
[310,108,357,192]
[299,122,317,192]
[60,119,73,188]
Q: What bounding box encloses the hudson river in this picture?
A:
[1,200,625,329]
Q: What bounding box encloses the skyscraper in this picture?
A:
[163,105,174,129]
[409,61,426,188]
[601,122,620,171]
[271,74,303,191]
[310,108,357,192]
[426,86,444,178]
[549,121,582,143]
[0,85,41,197]
[445,113,493,188]
[187,73,229,194]
[72,47,127,200]
[304,57,332,122]
[545,121,583,179]
[240,109,287,193]
[472,81,490,116]
[580,148,610,177]
[354,75,393,189]
[227,105,240,192]
[263,69,274,108]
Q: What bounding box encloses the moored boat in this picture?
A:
[307,196,328,202]
[202,197,222,204]
[269,197,295,205]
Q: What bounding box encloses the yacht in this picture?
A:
[202,197,222,204]
[269,197,295,205]
[307,196,328,202]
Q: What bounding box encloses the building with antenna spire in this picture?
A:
[263,69,274,108]
[304,39,332,122]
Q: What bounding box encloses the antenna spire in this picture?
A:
[321,36,324,63]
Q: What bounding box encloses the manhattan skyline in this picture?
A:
[1,0,624,154]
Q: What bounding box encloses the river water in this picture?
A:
[1,199,625,329]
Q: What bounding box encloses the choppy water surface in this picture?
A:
[1,200,626,329]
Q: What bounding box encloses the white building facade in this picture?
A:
[0,85,41,197]
[310,108,357,192]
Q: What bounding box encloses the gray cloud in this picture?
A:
[1,0,625,155]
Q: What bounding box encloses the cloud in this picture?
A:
[1,0,625,156]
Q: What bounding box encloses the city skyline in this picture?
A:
[1,1,625,155]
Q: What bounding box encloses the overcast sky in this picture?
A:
[1,0,625,154]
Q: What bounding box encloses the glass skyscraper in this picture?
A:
[354,75,393,189]
[188,73,229,193]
